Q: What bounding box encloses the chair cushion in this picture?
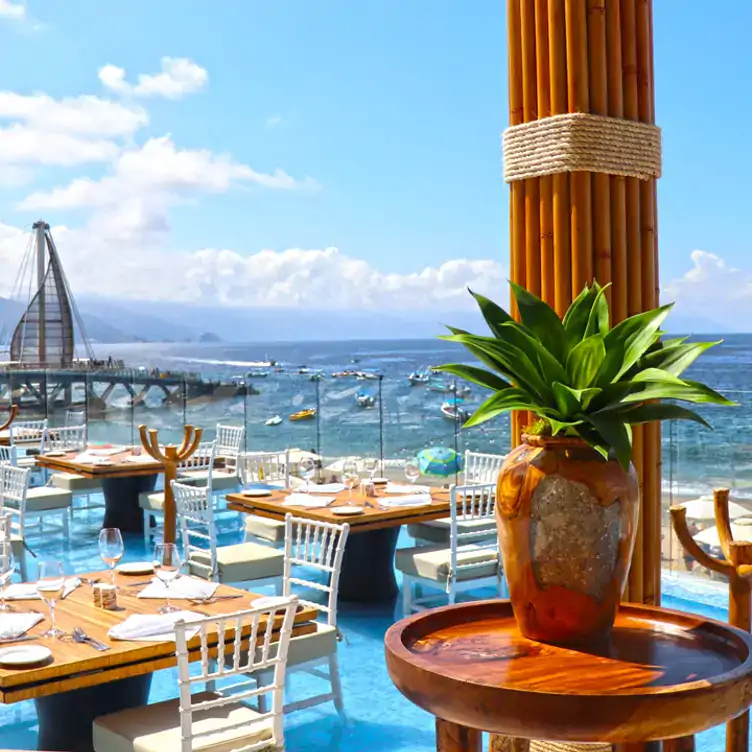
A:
[16,456,37,469]
[10,534,24,562]
[7,487,73,512]
[180,469,238,491]
[51,472,102,493]
[189,542,283,584]
[407,516,497,546]
[92,691,273,752]
[395,543,499,583]
[138,492,164,512]
[244,515,285,544]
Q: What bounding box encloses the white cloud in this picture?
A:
[0,125,119,166]
[98,57,208,100]
[0,0,24,19]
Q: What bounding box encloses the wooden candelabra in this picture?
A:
[0,405,18,432]
[671,488,751,752]
[138,424,202,544]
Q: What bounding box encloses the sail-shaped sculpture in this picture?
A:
[9,220,94,367]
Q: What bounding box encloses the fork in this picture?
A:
[188,594,245,605]
[72,627,110,651]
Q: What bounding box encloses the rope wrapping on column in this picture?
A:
[503,112,661,182]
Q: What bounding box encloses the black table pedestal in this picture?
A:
[35,673,152,752]
[101,475,158,533]
[338,527,400,602]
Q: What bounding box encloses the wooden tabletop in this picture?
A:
[35,448,164,479]
[385,599,752,743]
[227,485,453,533]
[0,570,317,703]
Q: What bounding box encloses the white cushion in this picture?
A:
[180,469,238,491]
[407,516,497,545]
[138,492,165,512]
[395,543,500,583]
[189,542,283,584]
[51,472,101,493]
[244,515,285,544]
[93,691,273,752]
[6,487,72,512]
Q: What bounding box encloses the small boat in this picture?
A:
[408,370,429,386]
[265,415,282,426]
[428,379,454,393]
[247,370,269,378]
[356,390,376,408]
[356,371,381,381]
[455,385,471,397]
[441,400,472,422]
[290,408,317,421]
[308,372,324,381]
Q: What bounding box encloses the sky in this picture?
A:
[0,1,749,327]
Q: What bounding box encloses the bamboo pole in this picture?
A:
[587,0,611,296]
[605,0,628,323]
[565,0,593,294]
[548,0,571,316]
[535,0,555,307]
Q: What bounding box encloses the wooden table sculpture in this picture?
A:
[138,423,202,544]
[385,600,752,752]
[671,488,752,752]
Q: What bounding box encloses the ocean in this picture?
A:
[84,334,752,500]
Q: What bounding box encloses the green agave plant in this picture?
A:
[436,281,734,469]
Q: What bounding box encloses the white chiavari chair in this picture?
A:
[240,450,291,547]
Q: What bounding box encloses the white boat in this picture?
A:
[441,400,471,422]
[265,415,282,426]
[356,390,376,408]
[428,379,454,393]
[408,370,429,386]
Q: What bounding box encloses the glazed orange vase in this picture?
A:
[496,435,640,645]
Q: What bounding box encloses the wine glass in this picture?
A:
[36,561,66,638]
[153,542,181,614]
[98,528,124,586]
[342,459,359,503]
[405,460,422,489]
[299,458,316,492]
[364,457,378,481]
[0,546,14,612]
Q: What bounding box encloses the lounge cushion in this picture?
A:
[138,492,165,512]
[395,543,500,583]
[244,515,285,545]
[407,515,497,546]
[5,487,72,512]
[51,472,102,493]
[92,691,273,752]
[179,469,238,491]
[189,542,283,584]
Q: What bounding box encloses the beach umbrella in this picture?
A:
[679,496,750,521]
[693,518,752,548]
[417,446,463,477]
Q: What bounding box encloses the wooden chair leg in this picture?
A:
[436,718,481,752]
[489,736,529,752]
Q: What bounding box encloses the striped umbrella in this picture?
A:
[417,446,463,477]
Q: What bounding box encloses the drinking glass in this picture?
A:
[36,561,66,638]
[405,461,421,487]
[0,546,14,612]
[300,458,316,492]
[364,457,378,480]
[342,459,359,503]
[153,543,181,614]
[99,528,124,586]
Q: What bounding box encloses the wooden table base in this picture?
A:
[338,526,400,602]
[101,474,158,533]
[437,719,482,752]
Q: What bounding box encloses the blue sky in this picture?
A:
[0,1,749,326]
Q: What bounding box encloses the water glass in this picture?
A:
[36,561,66,638]
[153,543,181,614]
[342,459,359,502]
[405,461,421,486]
[364,457,378,480]
[0,546,14,612]
[300,458,316,491]
[98,528,124,586]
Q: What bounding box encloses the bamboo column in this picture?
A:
[506,0,661,607]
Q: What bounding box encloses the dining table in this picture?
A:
[0,569,318,752]
[227,483,455,603]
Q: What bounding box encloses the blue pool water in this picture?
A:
[0,498,737,752]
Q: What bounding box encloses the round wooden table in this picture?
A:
[385,600,752,750]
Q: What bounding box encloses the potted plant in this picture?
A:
[437,281,732,645]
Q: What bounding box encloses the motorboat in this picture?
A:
[265,415,282,426]
[356,390,376,408]
[308,372,324,381]
[428,379,455,393]
[290,408,317,421]
[408,370,429,386]
[247,370,270,378]
[441,399,472,422]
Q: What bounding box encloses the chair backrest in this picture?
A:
[172,480,217,581]
[0,446,17,466]
[449,483,498,580]
[179,441,216,472]
[10,420,47,447]
[462,450,506,485]
[175,597,298,752]
[216,423,245,460]
[0,465,30,538]
[240,450,290,486]
[284,513,350,627]
[65,410,86,427]
[42,425,88,453]
[0,512,12,574]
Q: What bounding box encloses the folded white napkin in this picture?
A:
[109,611,204,642]
[137,576,218,600]
[281,493,336,508]
[386,482,431,494]
[74,453,114,465]
[3,578,81,601]
[264,480,287,489]
[380,495,434,508]
[307,483,345,493]
[124,455,159,464]
[87,446,125,456]
[0,612,43,639]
